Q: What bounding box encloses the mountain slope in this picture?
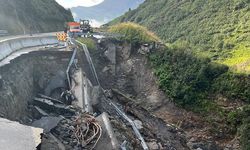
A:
[71,0,144,25]
[111,0,250,73]
[108,1,250,149]
[0,0,73,34]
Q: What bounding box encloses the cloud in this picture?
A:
[55,0,104,8]
[72,12,78,18]
[89,19,105,27]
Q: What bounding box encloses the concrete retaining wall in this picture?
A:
[0,36,58,60]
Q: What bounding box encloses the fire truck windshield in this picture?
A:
[71,26,80,29]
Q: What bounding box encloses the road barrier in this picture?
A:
[0,36,58,61]
[0,30,8,36]
[56,33,67,42]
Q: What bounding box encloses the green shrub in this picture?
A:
[149,47,228,110]
[227,105,250,150]
[169,40,191,51]
[240,117,250,150]
[212,73,250,102]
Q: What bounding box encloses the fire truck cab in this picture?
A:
[68,22,81,33]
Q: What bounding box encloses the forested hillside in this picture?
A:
[0,0,73,34]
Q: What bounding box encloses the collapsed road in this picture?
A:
[0,33,190,150]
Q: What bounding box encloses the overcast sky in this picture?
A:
[55,0,104,8]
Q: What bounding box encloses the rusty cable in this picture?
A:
[73,114,102,149]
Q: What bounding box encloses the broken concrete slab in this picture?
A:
[34,106,49,117]
[33,97,75,115]
[71,68,100,113]
[0,118,43,150]
[71,69,86,111]
[104,43,116,64]
[38,94,64,104]
[40,133,65,150]
[147,141,160,150]
[32,116,63,133]
[95,112,119,150]
[134,120,143,130]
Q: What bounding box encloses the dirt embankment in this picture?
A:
[89,38,240,150]
[88,39,190,149]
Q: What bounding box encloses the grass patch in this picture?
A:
[76,37,97,51]
[108,22,160,44]
[218,45,250,73]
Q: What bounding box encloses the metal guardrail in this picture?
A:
[105,96,149,150]
[66,48,77,88]
[0,30,8,36]
[66,37,76,89]
[75,39,100,86]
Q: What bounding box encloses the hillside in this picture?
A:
[111,0,250,73]
[108,1,250,149]
[71,0,144,25]
[0,0,73,34]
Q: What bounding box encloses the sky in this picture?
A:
[55,0,104,8]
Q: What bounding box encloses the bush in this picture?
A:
[213,73,250,102]
[149,47,227,110]
[108,22,160,44]
[227,105,250,150]
[170,40,191,51]
[240,117,250,150]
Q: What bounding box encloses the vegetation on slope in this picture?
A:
[145,34,250,148]
[76,37,97,51]
[227,105,250,150]
[149,45,228,109]
[110,0,250,73]
[109,0,250,147]
[149,44,250,149]
[0,0,73,34]
[108,22,160,44]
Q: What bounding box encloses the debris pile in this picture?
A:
[97,89,189,150]
[30,92,103,150]
[0,38,192,150]
[51,114,102,150]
